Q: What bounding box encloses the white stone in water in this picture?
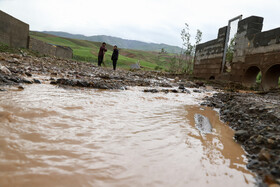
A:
[194,113,212,134]
[0,65,12,75]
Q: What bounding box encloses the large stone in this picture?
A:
[194,114,212,134]
[130,63,141,70]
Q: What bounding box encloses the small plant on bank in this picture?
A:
[225,36,236,72]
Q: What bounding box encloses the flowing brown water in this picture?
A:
[0,84,255,187]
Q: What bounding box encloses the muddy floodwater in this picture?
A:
[0,84,255,187]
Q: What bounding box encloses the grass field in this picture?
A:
[30,31,176,70]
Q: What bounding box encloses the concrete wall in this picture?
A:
[231,16,280,90]
[29,37,73,59]
[0,10,72,59]
[0,10,29,48]
[55,45,73,59]
[194,15,280,90]
[193,26,227,79]
[230,16,264,82]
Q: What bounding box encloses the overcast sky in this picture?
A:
[0,0,279,47]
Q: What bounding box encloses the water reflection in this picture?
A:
[0,84,255,186]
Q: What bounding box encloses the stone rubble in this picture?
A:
[0,52,173,89]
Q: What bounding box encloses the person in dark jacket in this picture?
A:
[98,42,107,66]
[111,45,119,70]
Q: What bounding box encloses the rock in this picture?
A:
[25,72,32,77]
[178,84,191,94]
[174,77,180,82]
[259,148,271,161]
[271,168,280,178]
[256,135,264,143]
[171,89,178,93]
[50,81,57,85]
[130,63,141,70]
[0,65,12,75]
[267,138,275,144]
[234,130,249,143]
[161,89,169,94]
[247,159,259,169]
[185,81,197,88]
[184,89,191,94]
[22,78,33,84]
[195,81,204,87]
[193,89,202,93]
[33,79,41,84]
[100,74,110,79]
[0,56,5,61]
[7,58,20,63]
[11,54,21,59]
[7,77,20,83]
[0,88,6,91]
[18,85,24,90]
[178,84,185,90]
[194,114,212,134]
[76,80,90,87]
[143,89,159,93]
[51,72,57,76]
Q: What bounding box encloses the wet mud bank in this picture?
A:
[0,52,172,90]
[202,91,280,186]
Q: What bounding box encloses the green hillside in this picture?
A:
[42,31,182,54]
[30,31,176,70]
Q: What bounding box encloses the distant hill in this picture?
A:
[42,31,182,54]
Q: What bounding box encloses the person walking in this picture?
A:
[111,45,119,71]
[98,42,107,66]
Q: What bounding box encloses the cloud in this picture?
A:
[0,0,279,46]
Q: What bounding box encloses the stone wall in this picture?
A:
[0,10,29,48]
[194,15,280,90]
[55,45,73,59]
[230,16,264,82]
[193,26,227,79]
[231,16,280,90]
[29,37,73,59]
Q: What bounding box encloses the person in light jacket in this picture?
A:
[111,45,119,70]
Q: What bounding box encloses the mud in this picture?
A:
[0,52,172,89]
[202,91,280,186]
